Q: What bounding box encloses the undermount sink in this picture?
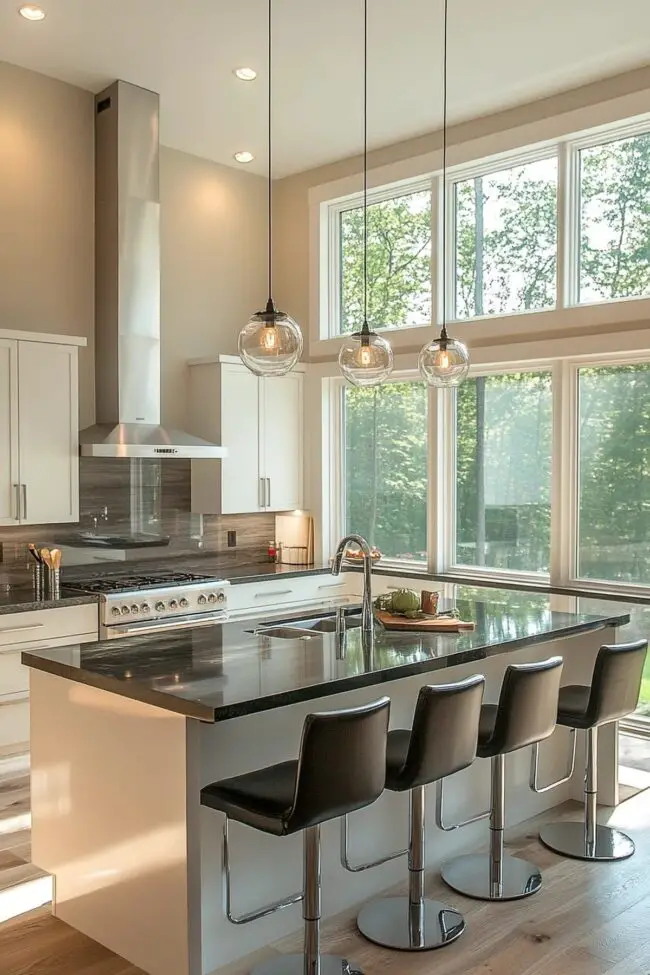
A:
[250,610,364,640]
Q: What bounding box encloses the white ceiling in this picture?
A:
[1,0,650,177]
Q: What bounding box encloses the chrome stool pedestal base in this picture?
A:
[251,955,363,975]
[441,852,542,901]
[539,822,635,862]
[356,896,465,951]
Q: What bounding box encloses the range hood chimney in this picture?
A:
[79,81,226,459]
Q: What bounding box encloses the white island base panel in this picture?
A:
[29,628,619,975]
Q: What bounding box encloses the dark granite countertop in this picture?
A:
[0,586,99,617]
[22,589,629,722]
[218,563,331,584]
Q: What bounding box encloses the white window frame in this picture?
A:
[320,114,650,347]
[324,175,434,340]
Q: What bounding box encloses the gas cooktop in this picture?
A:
[66,570,222,595]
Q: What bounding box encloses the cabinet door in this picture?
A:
[221,363,262,514]
[17,342,79,524]
[261,372,304,512]
[0,339,19,525]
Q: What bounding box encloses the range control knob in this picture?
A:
[216,591,226,604]
[141,603,151,614]
[121,605,130,616]
[130,604,139,614]
[111,606,121,618]
[198,594,207,606]
[155,601,165,612]
[169,599,178,611]
[208,593,217,604]
[179,597,189,609]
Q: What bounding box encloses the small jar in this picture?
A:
[267,540,277,563]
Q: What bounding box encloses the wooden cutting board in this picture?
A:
[375,610,475,632]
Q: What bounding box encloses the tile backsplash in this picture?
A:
[0,459,275,570]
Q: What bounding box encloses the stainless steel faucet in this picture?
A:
[331,534,374,635]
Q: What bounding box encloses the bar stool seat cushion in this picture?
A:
[201,760,298,836]
[556,685,592,728]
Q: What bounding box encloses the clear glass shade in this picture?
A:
[338,331,394,387]
[238,307,303,377]
[418,335,470,387]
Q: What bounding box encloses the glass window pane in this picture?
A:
[578,364,650,583]
[339,190,431,334]
[454,158,557,319]
[455,372,552,572]
[579,133,650,303]
[344,382,427,563]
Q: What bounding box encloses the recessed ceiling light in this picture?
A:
[18,4,46,20]
[234,67,257,81]
[234,151,255,164]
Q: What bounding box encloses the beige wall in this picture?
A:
[273,64,650,352]
[160,147,267,429]
[0,60,268,431]
[0,61,95,425]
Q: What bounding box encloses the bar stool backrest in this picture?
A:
[286,696,390,832]
[396,675,485,790]
[587,640,648,727]
[490,656,564,756]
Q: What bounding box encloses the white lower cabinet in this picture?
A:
[0,603,99,748]
[227,573,356,616]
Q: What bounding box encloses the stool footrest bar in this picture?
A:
[340,813,408,873]
[529,728,577,794]
[223,819,303,925]
[435,778,490,832]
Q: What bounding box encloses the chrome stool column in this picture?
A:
[201,696,390,975]
[538,640,647,862]
[343,675,485,951]
[440,657,564,901]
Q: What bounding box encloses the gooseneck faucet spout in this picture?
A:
[331,534,374,635]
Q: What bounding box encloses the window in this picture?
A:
[579,132,650,303]
[454,158,558,319]
[344,382,427,563]
[578,363,650,584]
[339,189,431,334]
[455,372,552,573]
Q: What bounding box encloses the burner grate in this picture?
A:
[65,571,220,595]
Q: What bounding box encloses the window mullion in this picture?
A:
[429,387,455,574]
[559,141,580,308]
[550,360,578,587]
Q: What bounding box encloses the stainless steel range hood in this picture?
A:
[79,81,226,459]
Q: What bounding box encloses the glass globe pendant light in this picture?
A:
[338,0,393,387]
[238,0,303,377]
[418,0,469,389]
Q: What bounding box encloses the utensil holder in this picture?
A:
[32,563,44,601]
[46,567,61,601]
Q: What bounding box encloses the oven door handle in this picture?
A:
[103,611,228,639]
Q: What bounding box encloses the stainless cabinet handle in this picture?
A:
[317,582,346,590]
[21,484,27,520]
[254,589,294,599]
[0,623,45,636]
[266,477,271,508]
[259,477,265,509]
[13,484,20,521]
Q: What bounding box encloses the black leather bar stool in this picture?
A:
[440,656,563,901]
[346,675,485,952]
[538,639,647,862]
[201,696,390,975]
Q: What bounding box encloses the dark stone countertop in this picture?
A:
[0,586,99,616]
[22,589,629,722]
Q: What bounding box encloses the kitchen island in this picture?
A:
[23,590,629,975]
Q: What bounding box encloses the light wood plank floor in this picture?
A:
[2,789,649,975]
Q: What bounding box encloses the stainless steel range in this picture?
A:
[65,571,230,640]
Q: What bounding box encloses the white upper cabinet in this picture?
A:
[189,355,304,515]
[0,332,81,526]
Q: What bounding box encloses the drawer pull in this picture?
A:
[317,583,346,590]
[254,589,294,599]
[0,624,45,636]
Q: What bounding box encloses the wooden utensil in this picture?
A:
[28,543,42,564]
[50,549,62,570]
[39,547,53,570]
[375,610,475,632]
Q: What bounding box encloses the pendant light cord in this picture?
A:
[267,0,273,303]
[440,0,449,344]
[362,0,369,332]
